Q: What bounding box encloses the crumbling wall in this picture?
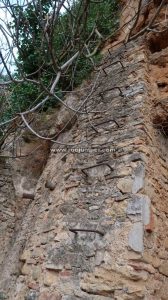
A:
[0,1,168,300]
[0,158,15,267]
[0,136,51,296]
[1,41,166,300]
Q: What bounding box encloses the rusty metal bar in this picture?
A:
[99,86,123,99]
[89,124,99,133]
[108,48,112,56]
[22,193,35,200]
[102,68,108,76]
[103,60,125,72]
[81,162,114,177]
[69,228,104,236]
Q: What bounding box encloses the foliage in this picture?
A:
[11,0,52,75]
[2,0,119,122]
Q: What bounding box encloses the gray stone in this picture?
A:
[60,204,75,215]
[45,263,63,271]
[95,251,104,266]
[0,292,7,300]
[89,206,99,211]
[0,197,6,203]
[25,290,37,300]
[141,196,151,226]
[117,178,133,193]
[123,153,147,163]
[127,195,151,225]
[132,164,145,193]
[128,222,144,253]
[123,82,145,97]
[127,197,142,216]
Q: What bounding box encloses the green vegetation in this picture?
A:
[1,0,119,122]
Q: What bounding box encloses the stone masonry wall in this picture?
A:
[0,158,15,268]
[1,2,168,299]
[0,139,50,296]
[0,39,166,300]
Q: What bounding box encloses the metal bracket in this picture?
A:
[99,86,123,99]
[81,163,114,177]
[103,60,125,74]
[69,228,104,236]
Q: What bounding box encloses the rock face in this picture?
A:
[0,1,168,299]
[0,158,15,267]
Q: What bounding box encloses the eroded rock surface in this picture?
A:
[0,1,168,299]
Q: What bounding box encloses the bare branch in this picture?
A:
[129,0,167,41]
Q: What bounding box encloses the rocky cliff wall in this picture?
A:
[0,1,168,299]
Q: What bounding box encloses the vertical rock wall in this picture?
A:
[0,139,51,296]
[1,42,166,300]
[0,1,168,299]
[0,158,15,267]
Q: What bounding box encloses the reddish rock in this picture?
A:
[28,282,39,290]
[60,270,72,277]
[145,210,155,233]
[129,262,155,274]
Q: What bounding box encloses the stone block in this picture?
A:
[132,164,145,193]
[43,270,58,286]
[20,250,31,262]
[32,266,41,281]
[159,262,168,276]
[117,178,133,193]
[21,263,32,275]
[0,292,7,300]
[25,290,37,300]
[45,263,63,271]
[127,195,151,226]
[128,222,144,253]
[142,197,151,226]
